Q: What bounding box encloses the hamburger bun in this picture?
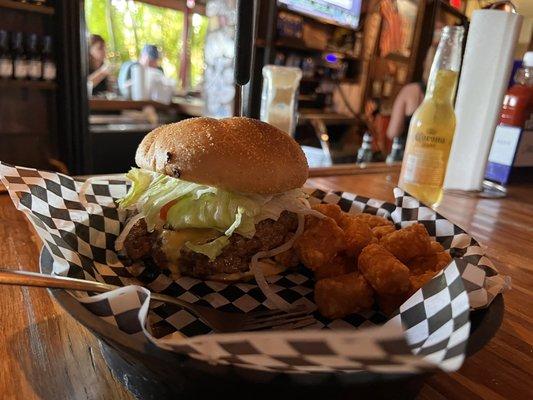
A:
[135,117,308,194]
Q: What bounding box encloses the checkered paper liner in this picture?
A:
[0,162,509,374]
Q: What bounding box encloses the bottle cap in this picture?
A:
[522,52,533,67]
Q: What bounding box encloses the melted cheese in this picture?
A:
[160,228,220,275]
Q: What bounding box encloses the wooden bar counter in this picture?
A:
[0,170,531,399]
[89,98,204,117]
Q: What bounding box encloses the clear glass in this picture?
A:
[399,26,464,207]
[425,26,464,100]
[260,65,302,136]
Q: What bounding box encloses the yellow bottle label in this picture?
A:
[402,150,445,186]
[413,130,448,147]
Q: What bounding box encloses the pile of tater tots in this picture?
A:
[281,203,452,319]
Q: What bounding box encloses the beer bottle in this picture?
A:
[41,36,56,81]
[12,32,28,80]
[356,132,374,164]
[0,30,12,79]
[27,33,42,81]
[398,26,464,206]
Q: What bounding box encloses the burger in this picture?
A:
[115,117,321,304]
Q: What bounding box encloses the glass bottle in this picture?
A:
[41,36,56,81]
[386,136,405,163]
[0,30,12,79]
[12,32,28,80]
[260,65,302,136]
[356,132,374,164]
[27,33,42,80]
[499,51,533,128]
[398,26,464,207]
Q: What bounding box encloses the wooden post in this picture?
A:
[179,2,192,90]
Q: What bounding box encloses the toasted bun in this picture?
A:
[135,117,308,194]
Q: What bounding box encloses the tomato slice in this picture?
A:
[160,199,178,220]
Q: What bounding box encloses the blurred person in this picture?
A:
[359,98,387,161]
[387,22,444,143]
[385,81,426,142]
[118,44,164,99]
[87,34,110,96]
[139,44,164,73]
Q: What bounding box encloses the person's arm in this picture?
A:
[87,64,109,89]
[386,89,407,140]
[362,99,379,139]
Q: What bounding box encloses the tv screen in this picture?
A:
[278,0,362,30]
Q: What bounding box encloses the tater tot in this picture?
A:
[409,271,437,293]
[274,248,300,269]
[358,244,411,295]
[342,213,393,229]
[434,251,452,270]
[380,269,440,314]
[373,225,396,241]
[380,223,432,263]
[430,241,445,253]
[407,255,434,275]
[314,273,374,319]
[377,293,408,316]
[338,215,376,258]
[312,203,343,224]
[294,216,346,270]
[407,251,452,275]
[273,233,300,268]
[314,254,356,280]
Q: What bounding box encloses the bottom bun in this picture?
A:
[206,259,288,282]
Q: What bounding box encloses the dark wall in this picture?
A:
[0,7,56,169]
[0,1,88,175]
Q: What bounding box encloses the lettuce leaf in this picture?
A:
[116,167,154,208]
[166,193,258,238]
[185,236,230,260]
[117,168,310,259]
[117,168,261,236]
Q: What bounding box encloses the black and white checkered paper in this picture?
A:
[0,162,509,374]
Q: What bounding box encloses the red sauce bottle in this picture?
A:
[499,52,533,127]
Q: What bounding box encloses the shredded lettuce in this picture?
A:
[117,168,310,259]
[185,236,230,260]
[165,193,259,238]
[255,188,312,222]
[116,168,153,208]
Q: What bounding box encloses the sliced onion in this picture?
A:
[299,197,328,219]
[115,213,144,252]
[300,197,312,208]
[79,175,129,209]
[249,213,305,311]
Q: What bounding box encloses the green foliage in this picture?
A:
[85,0,208,89]
[190,13,209,88]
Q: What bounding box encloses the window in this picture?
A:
[85,0,208,89]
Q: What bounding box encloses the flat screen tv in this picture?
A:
[278,0,362,30]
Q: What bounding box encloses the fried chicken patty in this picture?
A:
[123,211,298,278]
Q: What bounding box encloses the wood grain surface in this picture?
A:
[0,172,532,399]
